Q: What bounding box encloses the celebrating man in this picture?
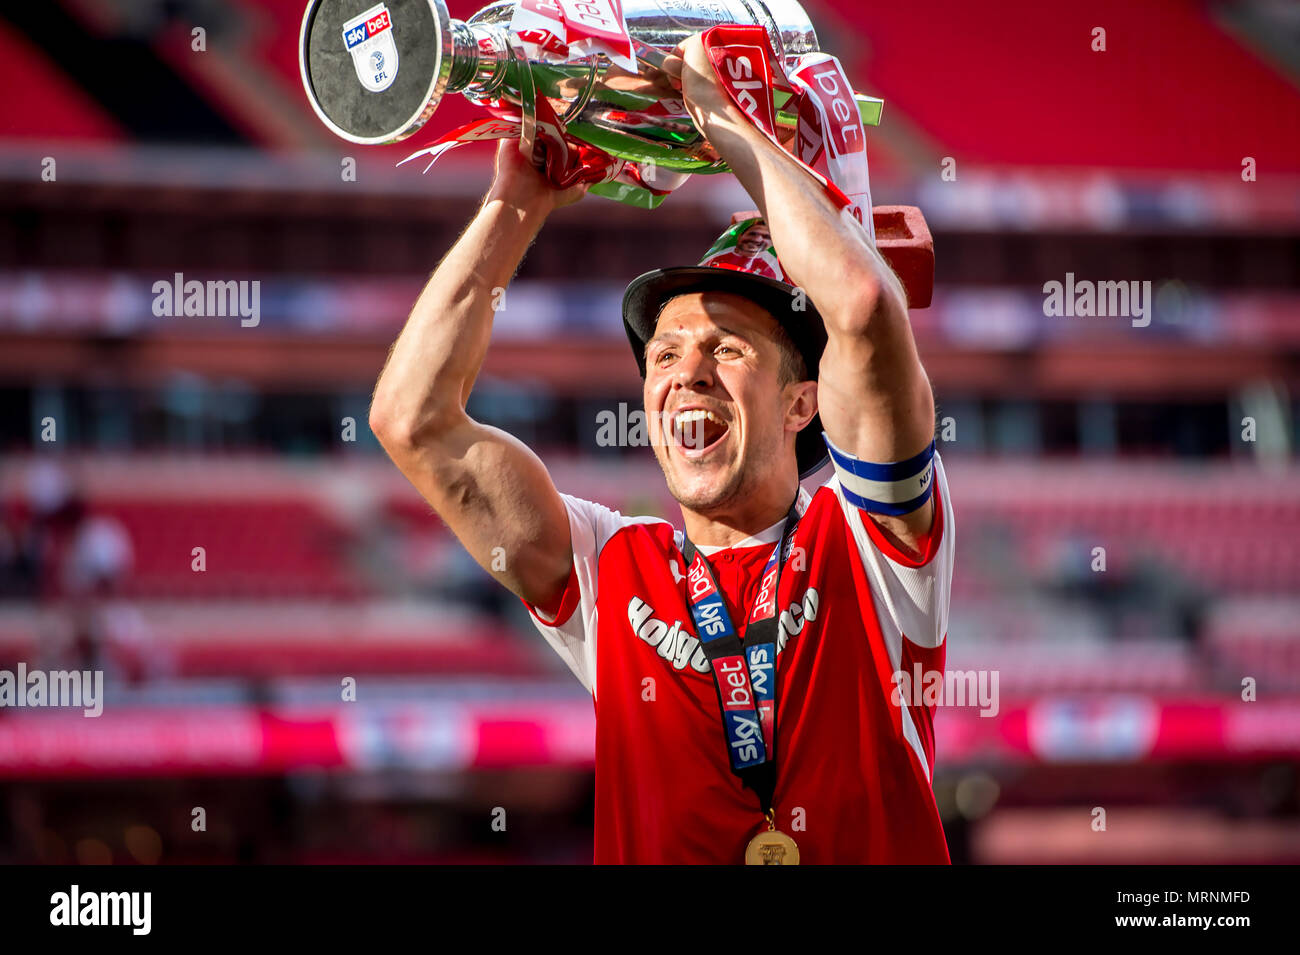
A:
[369,36,954,864]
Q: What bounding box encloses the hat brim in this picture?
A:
[622,266,829,480]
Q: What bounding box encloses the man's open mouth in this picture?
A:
[672,408,730,457]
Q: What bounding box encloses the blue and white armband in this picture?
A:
[822,432,936,516]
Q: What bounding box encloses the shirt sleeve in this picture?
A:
[821,438,956,652]
[520,492,635,697]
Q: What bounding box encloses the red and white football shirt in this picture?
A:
[525,442,956,864]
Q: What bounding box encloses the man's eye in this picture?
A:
[656,351,677,364]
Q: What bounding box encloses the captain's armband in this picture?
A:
[822,432,935,516]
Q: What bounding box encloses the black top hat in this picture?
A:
[621,215,829,479]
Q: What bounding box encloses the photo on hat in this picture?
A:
[697,217,785,282]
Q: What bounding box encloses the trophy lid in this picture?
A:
[300,0,453,144]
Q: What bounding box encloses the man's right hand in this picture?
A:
[369,137,585,612]
[488,138,589,214]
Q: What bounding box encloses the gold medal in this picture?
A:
[744,810,800,865]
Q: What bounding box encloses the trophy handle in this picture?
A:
[632,39,672,73]
[508,33,539,161]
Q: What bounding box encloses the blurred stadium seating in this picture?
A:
[0,0,1297,864]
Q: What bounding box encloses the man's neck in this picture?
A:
[680,478,800,551]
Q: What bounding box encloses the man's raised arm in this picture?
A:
[665,37,937,553]
[368,141,587,609]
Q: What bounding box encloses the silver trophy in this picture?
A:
[299,0,881,176]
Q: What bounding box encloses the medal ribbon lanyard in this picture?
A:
[681,499,800,817]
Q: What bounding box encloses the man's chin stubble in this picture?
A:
[661,458,747,514]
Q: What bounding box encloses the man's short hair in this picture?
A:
[770,319,809,385]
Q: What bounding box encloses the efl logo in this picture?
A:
[341,3,399,93]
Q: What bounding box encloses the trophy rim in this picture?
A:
[299,0,455,146]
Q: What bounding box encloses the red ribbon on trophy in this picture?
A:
[514,0,636,71]
[701,24,874,240]
[399,0,638,190]
[396,100,639,191]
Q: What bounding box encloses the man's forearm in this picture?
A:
[687,63,935,478]
[697,103,906,333]
[370,188,551,442]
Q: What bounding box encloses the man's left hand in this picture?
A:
[661,35,735,132]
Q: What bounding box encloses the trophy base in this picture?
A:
[300,0,454,144]
[872,206,934,309]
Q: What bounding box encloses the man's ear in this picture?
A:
[785,380,818,433]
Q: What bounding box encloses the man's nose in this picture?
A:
[673,346,715,389]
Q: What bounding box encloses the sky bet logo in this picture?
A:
[747,645,773,697]
[687,561,732,642]
[342,3,398,93]
[716,657,753,710]
[344,7,391,49]
[695,596,728,640]
[714,656,764,765]
[751,565,779,620]
[686,559,716,601]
